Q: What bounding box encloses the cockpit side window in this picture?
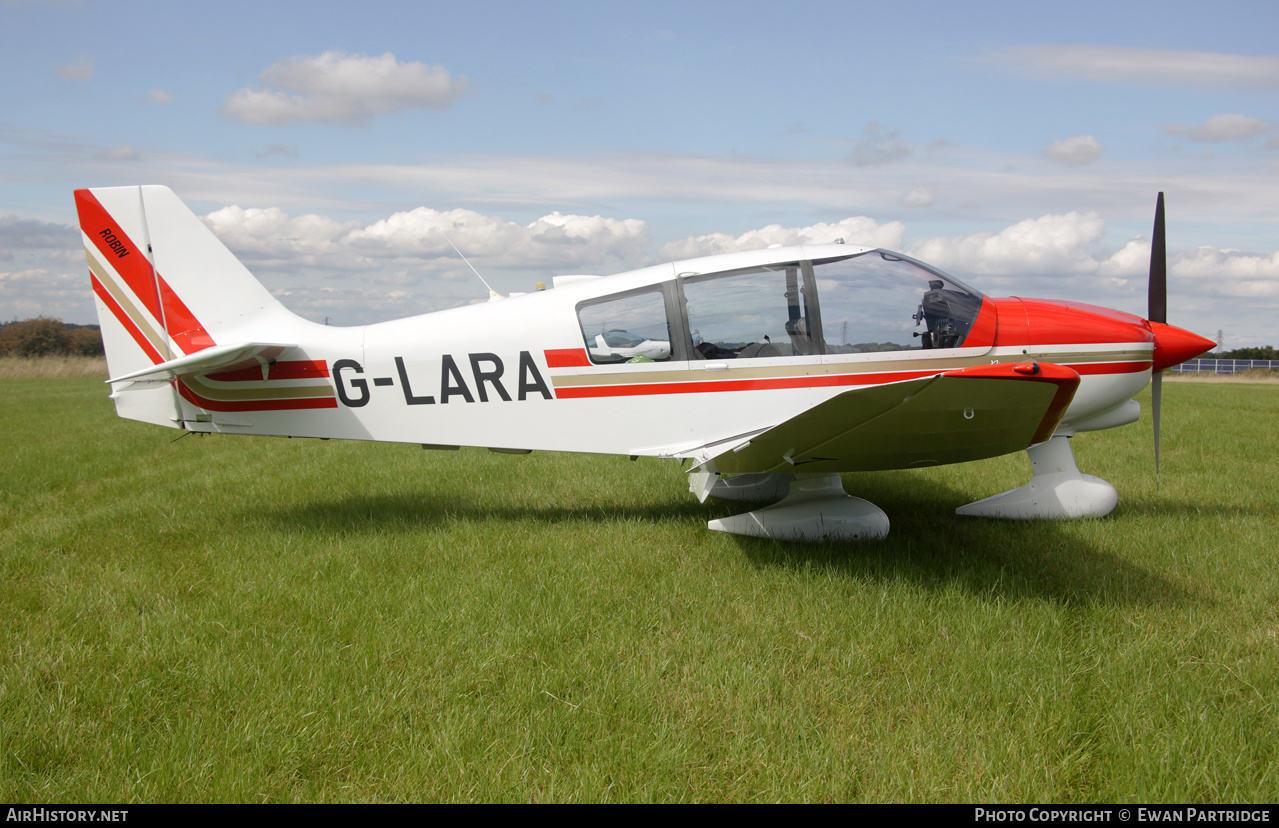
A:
[577,288,674,365]
[811,252,983,352]
[681,263,812,359]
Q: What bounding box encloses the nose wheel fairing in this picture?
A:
[956,434,1118,520]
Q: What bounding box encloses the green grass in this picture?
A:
[2,378,1277,802]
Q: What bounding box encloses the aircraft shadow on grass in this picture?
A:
[249,466,1191,610]
[722,473,1194,609]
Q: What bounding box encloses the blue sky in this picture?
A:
[3,0,1276,346]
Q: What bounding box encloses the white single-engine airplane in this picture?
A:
[76,186,1213,541]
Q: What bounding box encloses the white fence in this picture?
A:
[1171,358,1279,374]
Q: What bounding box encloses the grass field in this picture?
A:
[2,377,1276,802]
[0,356,106,380]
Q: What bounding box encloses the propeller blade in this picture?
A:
[1149,192,1167,325]
[1149,192,1167,488]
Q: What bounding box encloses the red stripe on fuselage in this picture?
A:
[175,381,339,412]
[556,369,937,399]
[545,348,593,368]
[554,359,1147,399]
[205,361,330,382]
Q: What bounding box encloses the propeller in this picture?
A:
[1149,193,1166,487]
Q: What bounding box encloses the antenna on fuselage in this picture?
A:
[440,231,505,302]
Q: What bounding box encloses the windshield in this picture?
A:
[812,251,984,352]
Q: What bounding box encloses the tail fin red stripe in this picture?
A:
[74,189,215,357]
[90,272,166,365]
[157,277,216,354]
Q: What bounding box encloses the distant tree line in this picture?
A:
[0,317,104,357]
[1215,346,1278,360]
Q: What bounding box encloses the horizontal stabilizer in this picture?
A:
[107,342,294,384]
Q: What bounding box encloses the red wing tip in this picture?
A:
[941,361,1080,384]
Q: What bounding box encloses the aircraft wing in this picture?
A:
[692,362,1080,476]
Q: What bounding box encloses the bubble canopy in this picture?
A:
[577,249,986,364]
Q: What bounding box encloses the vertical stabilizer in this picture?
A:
[75,185,296,428]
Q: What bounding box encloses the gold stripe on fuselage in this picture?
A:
[549,346,1152,389]
[181,374,335,402]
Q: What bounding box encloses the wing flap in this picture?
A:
[697,362,1079,475]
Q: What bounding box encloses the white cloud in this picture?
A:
[525,212,649,263]
[1044,135,1103,166]
[908,212,1108,276]
[55,54,94,81]
[202,205,365,267]
[1164,114,1271,142]
[8,178,1276,335]
[194,201,653,321]
[346,207,527,258]
[220,51,470,126]
[900,187,935,207]
[640,212,1278,325]
[905,217,1279,317]
[148,89,172,104]
[193,201,1279,324]
[203,203,649,279]
[1173,247,1279,297]
[657,217,906,260]
[992,45,1279,92]
[1096,238,1151,278]
[346,207,649,268]
[0,268,95,321]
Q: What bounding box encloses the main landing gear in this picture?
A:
[695,472,891,542]
[692,434,1116,542]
